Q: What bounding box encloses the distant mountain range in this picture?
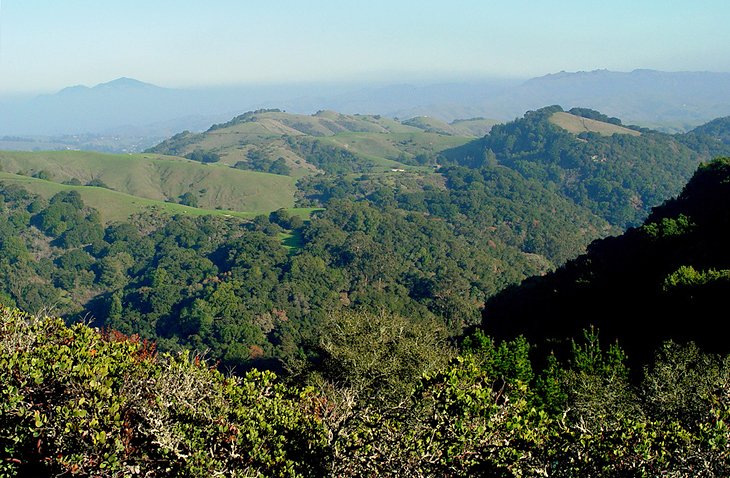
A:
[489,69,730,132]
[2,70,730,150]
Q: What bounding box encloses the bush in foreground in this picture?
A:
[0,307,328,477]
[1,306,728,477]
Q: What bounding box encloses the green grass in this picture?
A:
[276,209,324,253]
[0,172,261,224]
[0,150,296,212]
[0,173,326,254]
[279,231,304,253]
[402,116,459,135]
[282,207,323,220]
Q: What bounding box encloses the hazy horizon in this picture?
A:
[0,74,527,98]
[1,1,729,95]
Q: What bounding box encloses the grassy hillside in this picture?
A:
[318,131,469,163]
[403,116,498,136]
[147,110,477,176]
[402,116,461,135]
[549,111,641,136]
[0,172,261,223]
[449,117,499,136]
[0,150,296,212]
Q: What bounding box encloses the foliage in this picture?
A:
[641,213,694,239]
[567,107,623,125]
[0,310,728,477]
[683,115,730,151]
[323,331,729,477]
[234,151,291,175]
[185,149,220,163]
[0,180,541,370]
[333,354,553,477]
[691,116,730,142]
[286,137,376,174]
[301,309,453,404]
[86,178,110,188]
[408,165,610,264]
[483,157,730,363]
[0,307,329,477]
[146,130,203,156]
[177,191,198,208]
[299,164,611,266]
[662,265,730,291]
[32,170,52,181]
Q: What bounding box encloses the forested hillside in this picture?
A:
[0,183,543,369]
[686,116,730,144]
[483,157,730,363]
[443,105,728,227]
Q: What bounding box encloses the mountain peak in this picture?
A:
[56,84,91,95]
[54,78,159,96]
[93,77,159,90]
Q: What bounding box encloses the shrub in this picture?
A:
[0,307,329,477]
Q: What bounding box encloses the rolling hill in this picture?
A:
[147,109,479,176]
[0,110,502,227]
[482,69,730,132]
[0,172,263,224]
[687,115,730,145]
[441,105,730,227]
[402,116,497,136]
[0,150,296,213]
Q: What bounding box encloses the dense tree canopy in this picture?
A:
[0,183,539,371]
[483,157,730,363]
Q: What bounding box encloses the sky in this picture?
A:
[1,0,730,94]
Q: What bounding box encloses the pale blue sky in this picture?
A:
[1,0,729,93]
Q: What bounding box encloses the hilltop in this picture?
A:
[483,69,730,132]
[402,116,497,136]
